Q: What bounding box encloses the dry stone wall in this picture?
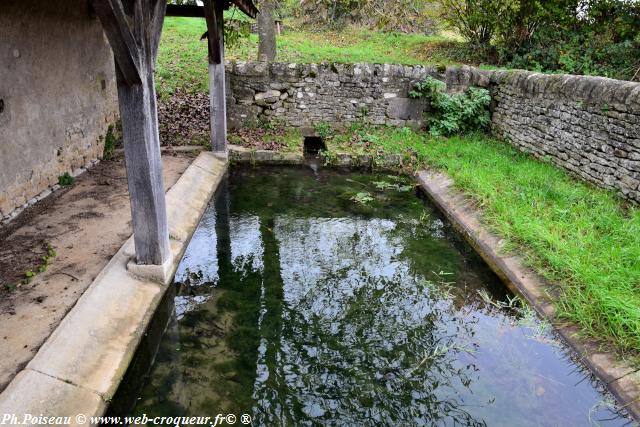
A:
[467,69,640,203]
[227,61,640,203]
[226,61,449,130]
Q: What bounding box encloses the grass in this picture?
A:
[230,29,462,66]
[156,17,474,97]
[57,172,75,186]
[305,123,640,360]
[22,242,57,285]
[156,18,210,96]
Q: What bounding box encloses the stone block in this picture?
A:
[255,89,281,105]
[227,104,262,130]
[386,98,427,121]
[0,370,105,425]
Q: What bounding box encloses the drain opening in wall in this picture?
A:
[304,136,326,155]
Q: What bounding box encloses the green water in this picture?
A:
[131,167,631,426]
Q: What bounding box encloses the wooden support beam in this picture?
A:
[93,0,171,265]
[202,0,222,64]
[90,0,142,85]
[117,70,170,265]
[150,0,167,66]
[229,0,258,19]
[204,0,228,152]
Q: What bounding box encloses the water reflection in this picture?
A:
[250,216,484,426]
[132,168,632,427]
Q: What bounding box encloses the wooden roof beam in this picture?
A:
[166,0,258,19]
[230,0,258,18]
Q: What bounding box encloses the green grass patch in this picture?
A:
[320,124,640,361]
[156,17,473,97]
[233,28,462,66]
[156,18,210,96]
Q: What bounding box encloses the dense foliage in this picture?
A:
[409,77,491,136]
[169,0,638,81]
[439,0,640,80]
[295,0,441,33]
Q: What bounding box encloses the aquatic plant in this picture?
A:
[350,191,375,205]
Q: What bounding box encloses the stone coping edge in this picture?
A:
[415,169,640,422]
[0,152,228,426]
[228,145,407,171]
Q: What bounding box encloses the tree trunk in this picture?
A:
[257,0,277,61]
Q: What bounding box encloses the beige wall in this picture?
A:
[0,0,119,218]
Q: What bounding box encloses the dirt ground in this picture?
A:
[0,151,196,392]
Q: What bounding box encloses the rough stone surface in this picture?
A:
[0,0,119,220]
[226,61,448,130]
[228,144,305,165]
[466,68,640,203]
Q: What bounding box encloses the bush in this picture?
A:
[58,172,75,187]
[410,77,491,137]
[438,0,518,47]
[505,27,640,81]
[299,0,441,34]
[438,0,640,81]
[102,124,117,160]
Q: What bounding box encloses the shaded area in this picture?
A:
[131,166,630,426]
[303,136,326,156]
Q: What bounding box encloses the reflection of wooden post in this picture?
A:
[203,0,227,153]
[92,0,170,265]
[214,174,232,278]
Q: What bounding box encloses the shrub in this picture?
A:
[438,0,517,47]
[58,172,75,187]
[505,27,640,81]
[438,0,640,81]
[410,77,491,137]
[102,124,117,160]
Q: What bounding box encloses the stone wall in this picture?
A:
[465,68,640,203]
[226,61,453,130]
[0,0,119,222]
[226,61,640,202]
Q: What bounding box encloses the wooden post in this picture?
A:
[203,0,228,153]
[92,0,170,265]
